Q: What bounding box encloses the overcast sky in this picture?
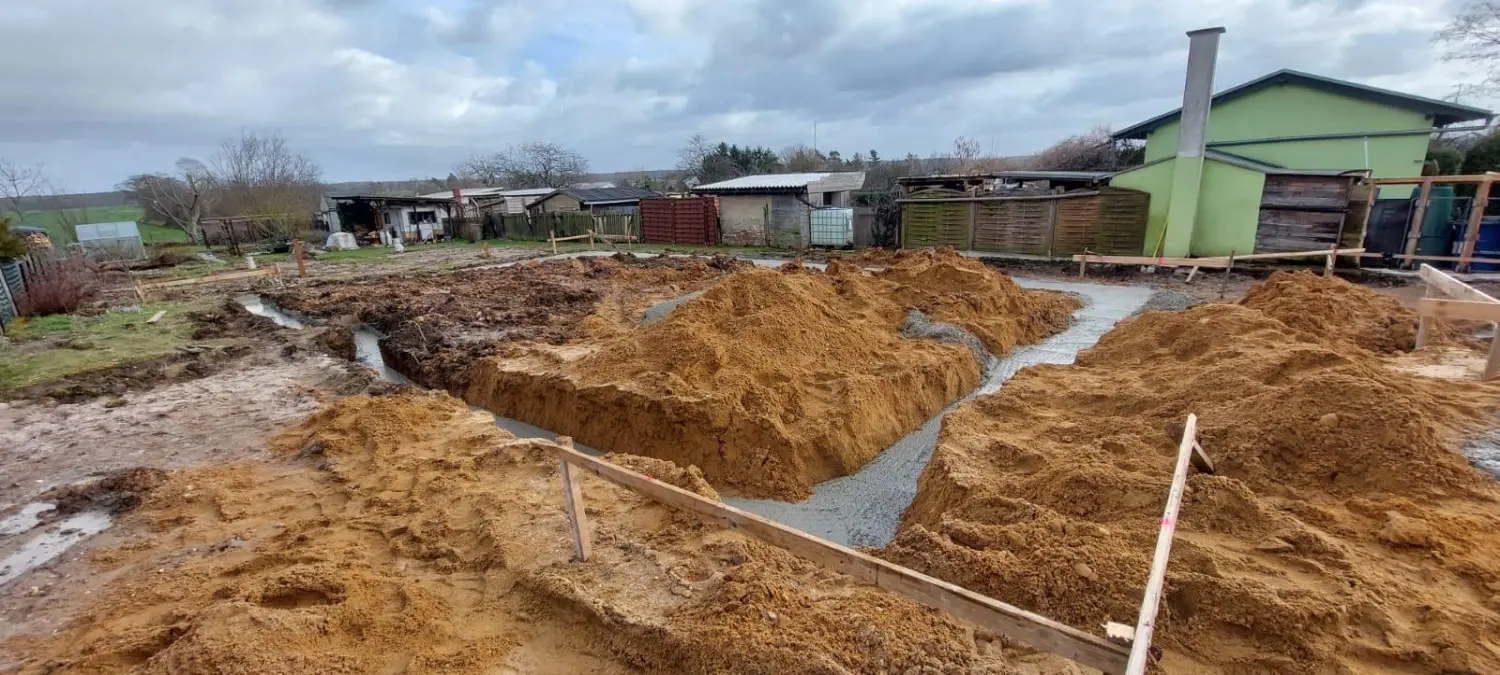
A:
[0,0,1493,191]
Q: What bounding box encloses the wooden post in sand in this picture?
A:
[483,242,492,259]
[550,230,558,256]
[1323,244,1337,278]
[557,436,590,562]
[1125,413,1198,675]
[293,240,308,278]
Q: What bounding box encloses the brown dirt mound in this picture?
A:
[40,467,169,515]
[883,300,1500,673]
[1238,270,1421,352]
[270,254,747,395]
[471,251,1078,500]
[6,392,1035,674]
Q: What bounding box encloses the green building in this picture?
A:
[1109,69,1491,257]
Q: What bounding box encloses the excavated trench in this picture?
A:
[239,263,1154,545]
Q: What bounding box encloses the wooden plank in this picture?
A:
[137,268,278,290]
[1487,335,1500,380]
[1190,441,1214,475]
[1417,298,1500,322]
[1126,413,1198,675]
[1361,252,1500,265]
[1402,178,1434,265]
[293,240,308,278]
[546,441,1130,674]
[1419,264,1500,304]
[1459,177,1493,273]
[1371,174,1500,186]
[1070,248,1366,268]
[146,310,166,324]
[556,437,590,562]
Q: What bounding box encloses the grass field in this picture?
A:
[8,205,191,244]
[0,299,211,392]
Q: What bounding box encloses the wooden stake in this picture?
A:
[1402,177,1433,267]
[1184,266,1199,283]
[293,240,308,279]
[1125,413,1198,675]
[1486,332,1500,380]
[1416,281,1434,349]
[1323,244,1337,278]
[1459,176,1493,273]
[556,436,590,562]
[1218,251,1235,300]
[550,229,558,255]
[482,242,492,259]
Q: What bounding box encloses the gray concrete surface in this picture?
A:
[724,280,1155,547]
[642,291,703,325]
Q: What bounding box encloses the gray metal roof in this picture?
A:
[693,171,866,193]
[418,187,556,199]
[1113,69,1493,140]
[542,186,661,204]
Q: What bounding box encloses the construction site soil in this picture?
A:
[269,253,750,395]
[470,251,1079,500]
[882,272,1500,674]
[4,393,1067,675]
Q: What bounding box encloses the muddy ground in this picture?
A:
[269,253,752,395]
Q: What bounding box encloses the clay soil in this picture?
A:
[471,250,1079,500]
[882,273,1500,674]
[270,253,751,395]
[3,393,1060,675]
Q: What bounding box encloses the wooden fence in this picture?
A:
[900,188,1149,257]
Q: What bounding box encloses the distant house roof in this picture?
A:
[1113,69,1493,140]
[417,187,555,200]
[693,171,867,193]
[535,186,662,207]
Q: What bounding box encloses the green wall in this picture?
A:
[1111,157,1266,257]
[1109,158,1176,256]
[1143,83,1434,179]
[1190,159,1265,257]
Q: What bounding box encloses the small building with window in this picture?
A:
[692,172,866,247]
[328,195,455,242]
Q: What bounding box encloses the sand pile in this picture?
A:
[6,393,1040,674]
[471,250,1078,500]
[883,297,1500,673]
[1238,270,1424,353]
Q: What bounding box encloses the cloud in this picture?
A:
[0,0,1490,190]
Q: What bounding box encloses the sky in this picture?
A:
[0,0,1494,192]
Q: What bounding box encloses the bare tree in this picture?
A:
[118,158,219,243]
[676,133,714,180]
[210,131,323,238]
[780,144,823,172]
[1437,1,1500,95]
[0,159,49,217]
[456,154,507,187]
[1027,126,1134,171]
[460,142,589,189]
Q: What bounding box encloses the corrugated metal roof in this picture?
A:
[74,221,141,241]
[694,172,865,192]
[547,186,661,204]
[418,187,556,199]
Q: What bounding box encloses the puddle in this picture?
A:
[0,511,112,586]
[0,503,56,538]
[236,293,306,329]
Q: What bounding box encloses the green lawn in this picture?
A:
[0,299,212,393]
[9,205,190,244]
